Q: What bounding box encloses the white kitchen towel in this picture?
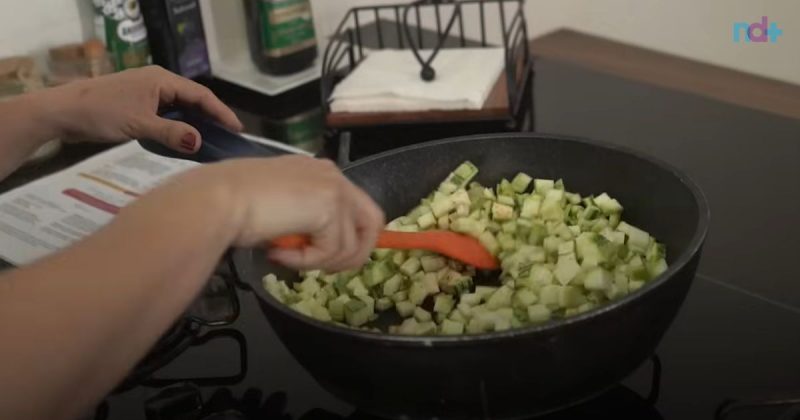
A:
[330,48,505,113]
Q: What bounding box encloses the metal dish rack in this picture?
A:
[320,0,533,128]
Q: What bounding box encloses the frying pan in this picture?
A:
[140,110,709,419]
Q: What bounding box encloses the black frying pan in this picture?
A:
[140,111,709,419]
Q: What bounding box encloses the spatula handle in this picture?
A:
[271,234,312,249]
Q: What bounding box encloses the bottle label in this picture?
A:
[165,0,211,78]
[264,108,323,153]
[94,0,151,71]
[258,0,316,58]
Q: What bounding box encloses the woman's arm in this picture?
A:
[0,66,242,179]
[0,91,64,178]
[0,157,384,420]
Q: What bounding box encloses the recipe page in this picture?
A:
[0,142,198,265]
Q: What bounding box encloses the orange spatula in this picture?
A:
[272,231,499,270]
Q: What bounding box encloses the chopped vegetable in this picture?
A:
[264,162,667,335]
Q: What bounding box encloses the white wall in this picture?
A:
[534,0,799,86]
[0,0,95,66]
[1,0,797,85]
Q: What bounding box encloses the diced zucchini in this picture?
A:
[449,161,479,187]
[559,285,586,308]
[416,321,437,335]
[451,218,482,235]
[399,257,421,276]
[433,294,455,315]
[528,223,548,245]
[534,179,555,195]
[541,189,566,221]
[497,195,516,207]
[397,318,418,335]
[513,289,538,307]
[367,261,393,287]
[583,267,613,291]
[530,265,554,287]
[486,286,513,310]
[618,222,651,253]
[422,272,440,294]
[646,242,667,262]
[391,290,409,303]
[609,212,621,228]
[520,195,542,219]
[383,274,404,296]
[442,272,473,295]
[647,258,668,278]
[448,308,467,323]
[527,304,552,322]
[396,301,415,317]
[478,231,500,255]
[501,221,517,234]
[475,286,499,299]
[393,224,420,233]
[263,274,291,303]
[601,229,626,245]
[629,280,645,292]
[540,284,562,309]
[492,202,514,221]
[497,232,516,251]
[376,297,394,311]
[431,196,455,218]
[346,277,369,297]
[554,253,582,285]
[264,160,668,336]
[460,293,482,306]
[511,172,533,192]
[558,240,575,255]
[466,317,489,334]
[417,212,436,229]
[440,319,465,335]
[594,193,623,214]
[328,294,350,321]
[409,282,429,305]
[414,307,432,322]
[344,300,371,327]
[543,236,563,254]
[421,256,446,272]
[565,192,581,204]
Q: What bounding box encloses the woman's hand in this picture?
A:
[128,155,385,272]
[45,65,242,153]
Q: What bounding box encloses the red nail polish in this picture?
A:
[180,133,196,151]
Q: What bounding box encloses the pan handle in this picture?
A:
[137,109,311,162]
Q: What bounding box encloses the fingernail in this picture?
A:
[180,133,197,151]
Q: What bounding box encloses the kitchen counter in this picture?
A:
[531,47,800,310]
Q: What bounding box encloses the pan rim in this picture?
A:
[251,132,711,346]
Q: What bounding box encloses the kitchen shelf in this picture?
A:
[199,0,321,96]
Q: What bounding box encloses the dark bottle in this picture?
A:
[243,0,318,76]
[139,0,211,79]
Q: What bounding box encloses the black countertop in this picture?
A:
[532,60,800,310]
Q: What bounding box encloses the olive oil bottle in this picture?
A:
[243,0,318,75]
